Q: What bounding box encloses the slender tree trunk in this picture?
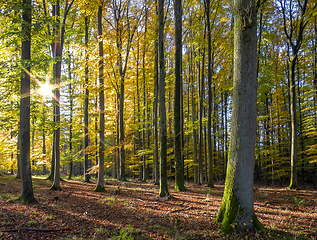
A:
[153,39,159,185]
[84,16,90,183]
[42,127,46,175]
[191,50,198,185]
[51,1,61,191]
[68,54,73,180]
[174,0,186,191]
[16,134,21,179]
[94,3,105,192]
[205,0,214,188]
[136,41,143,181]
[198,47,205,185]
[158,0,170,198]
[288,58,298,189]
[19,0,36,203]
[313,16,317,188]
[142,11,148,182]
[215,0,263,232]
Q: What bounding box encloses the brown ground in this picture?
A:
[0,174,316,239]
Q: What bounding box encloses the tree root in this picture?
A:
[2,228,69,232]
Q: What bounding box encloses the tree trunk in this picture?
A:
[51,1,61,191]
[158,0,170,198]
[205,0,214,188]
[288,58,298,189]
[198,47,205,185]
[215,0,263,232]
[16,134,21,179]
[68,54,73,180]
[142,11,148,182]
[20,0,36,204]
[153,38,159,185]
[174,0,186,191]
[84,15,90,183]
[94,4,105,192]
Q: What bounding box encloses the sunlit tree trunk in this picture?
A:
[153,38,159,185]
[142,9,148,182]
[94,3,105,192]
[215,0,263,232]
[19,0,36,203]
[204,0,214,188]
[68,53,73,180]
[278,0,309,190]
[84,15,90,183]
[198,47,205,185]
[158,0,169,198]
[51,0,61,191]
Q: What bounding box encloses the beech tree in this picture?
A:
[158,0,169,198]
[174,0,186,191]
[19,0,36,204]
[94,2,105,192]
[278,0,310,190]
[215,0,263,233]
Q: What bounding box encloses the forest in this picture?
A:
[0,0,317,238]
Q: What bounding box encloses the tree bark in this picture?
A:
[174,0,186,191]
[20,0,36,204]
[215,0,263,232]
[84,15,90,183]
[204,0,214,188]
[51,0,61,191]
[68,53,73,180]
[153,38,159,185]
[158,0,170,198]
[94,3,105,192]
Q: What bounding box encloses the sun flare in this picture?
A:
[39,82,53,99]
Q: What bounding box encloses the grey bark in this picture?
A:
[94,4,105,192]
[215,0,263,232]
[84,16,90,183]
[174,0,186,191]
[20,0,36,203]
[158,0,170,198]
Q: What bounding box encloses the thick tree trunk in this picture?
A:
[158,0,169,198]
[94,4,105,192]
[215,0,263,232]
[84,16,90,183]
[19,0,36,204]
[174,0,186,191]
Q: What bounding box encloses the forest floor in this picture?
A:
[0,174,316,240]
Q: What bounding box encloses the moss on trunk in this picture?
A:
[93,185,105,192]
[20,189,37,204]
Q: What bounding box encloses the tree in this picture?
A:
[19,0,36,204]
[174,0,186,191]
[278,0,310,190]
[215,0,263,233]
[84,15,90,183]
[50,0,62,191]
[158,0,170,198]
[94,2,105,192]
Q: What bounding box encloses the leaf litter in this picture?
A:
[0,175,316,239]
